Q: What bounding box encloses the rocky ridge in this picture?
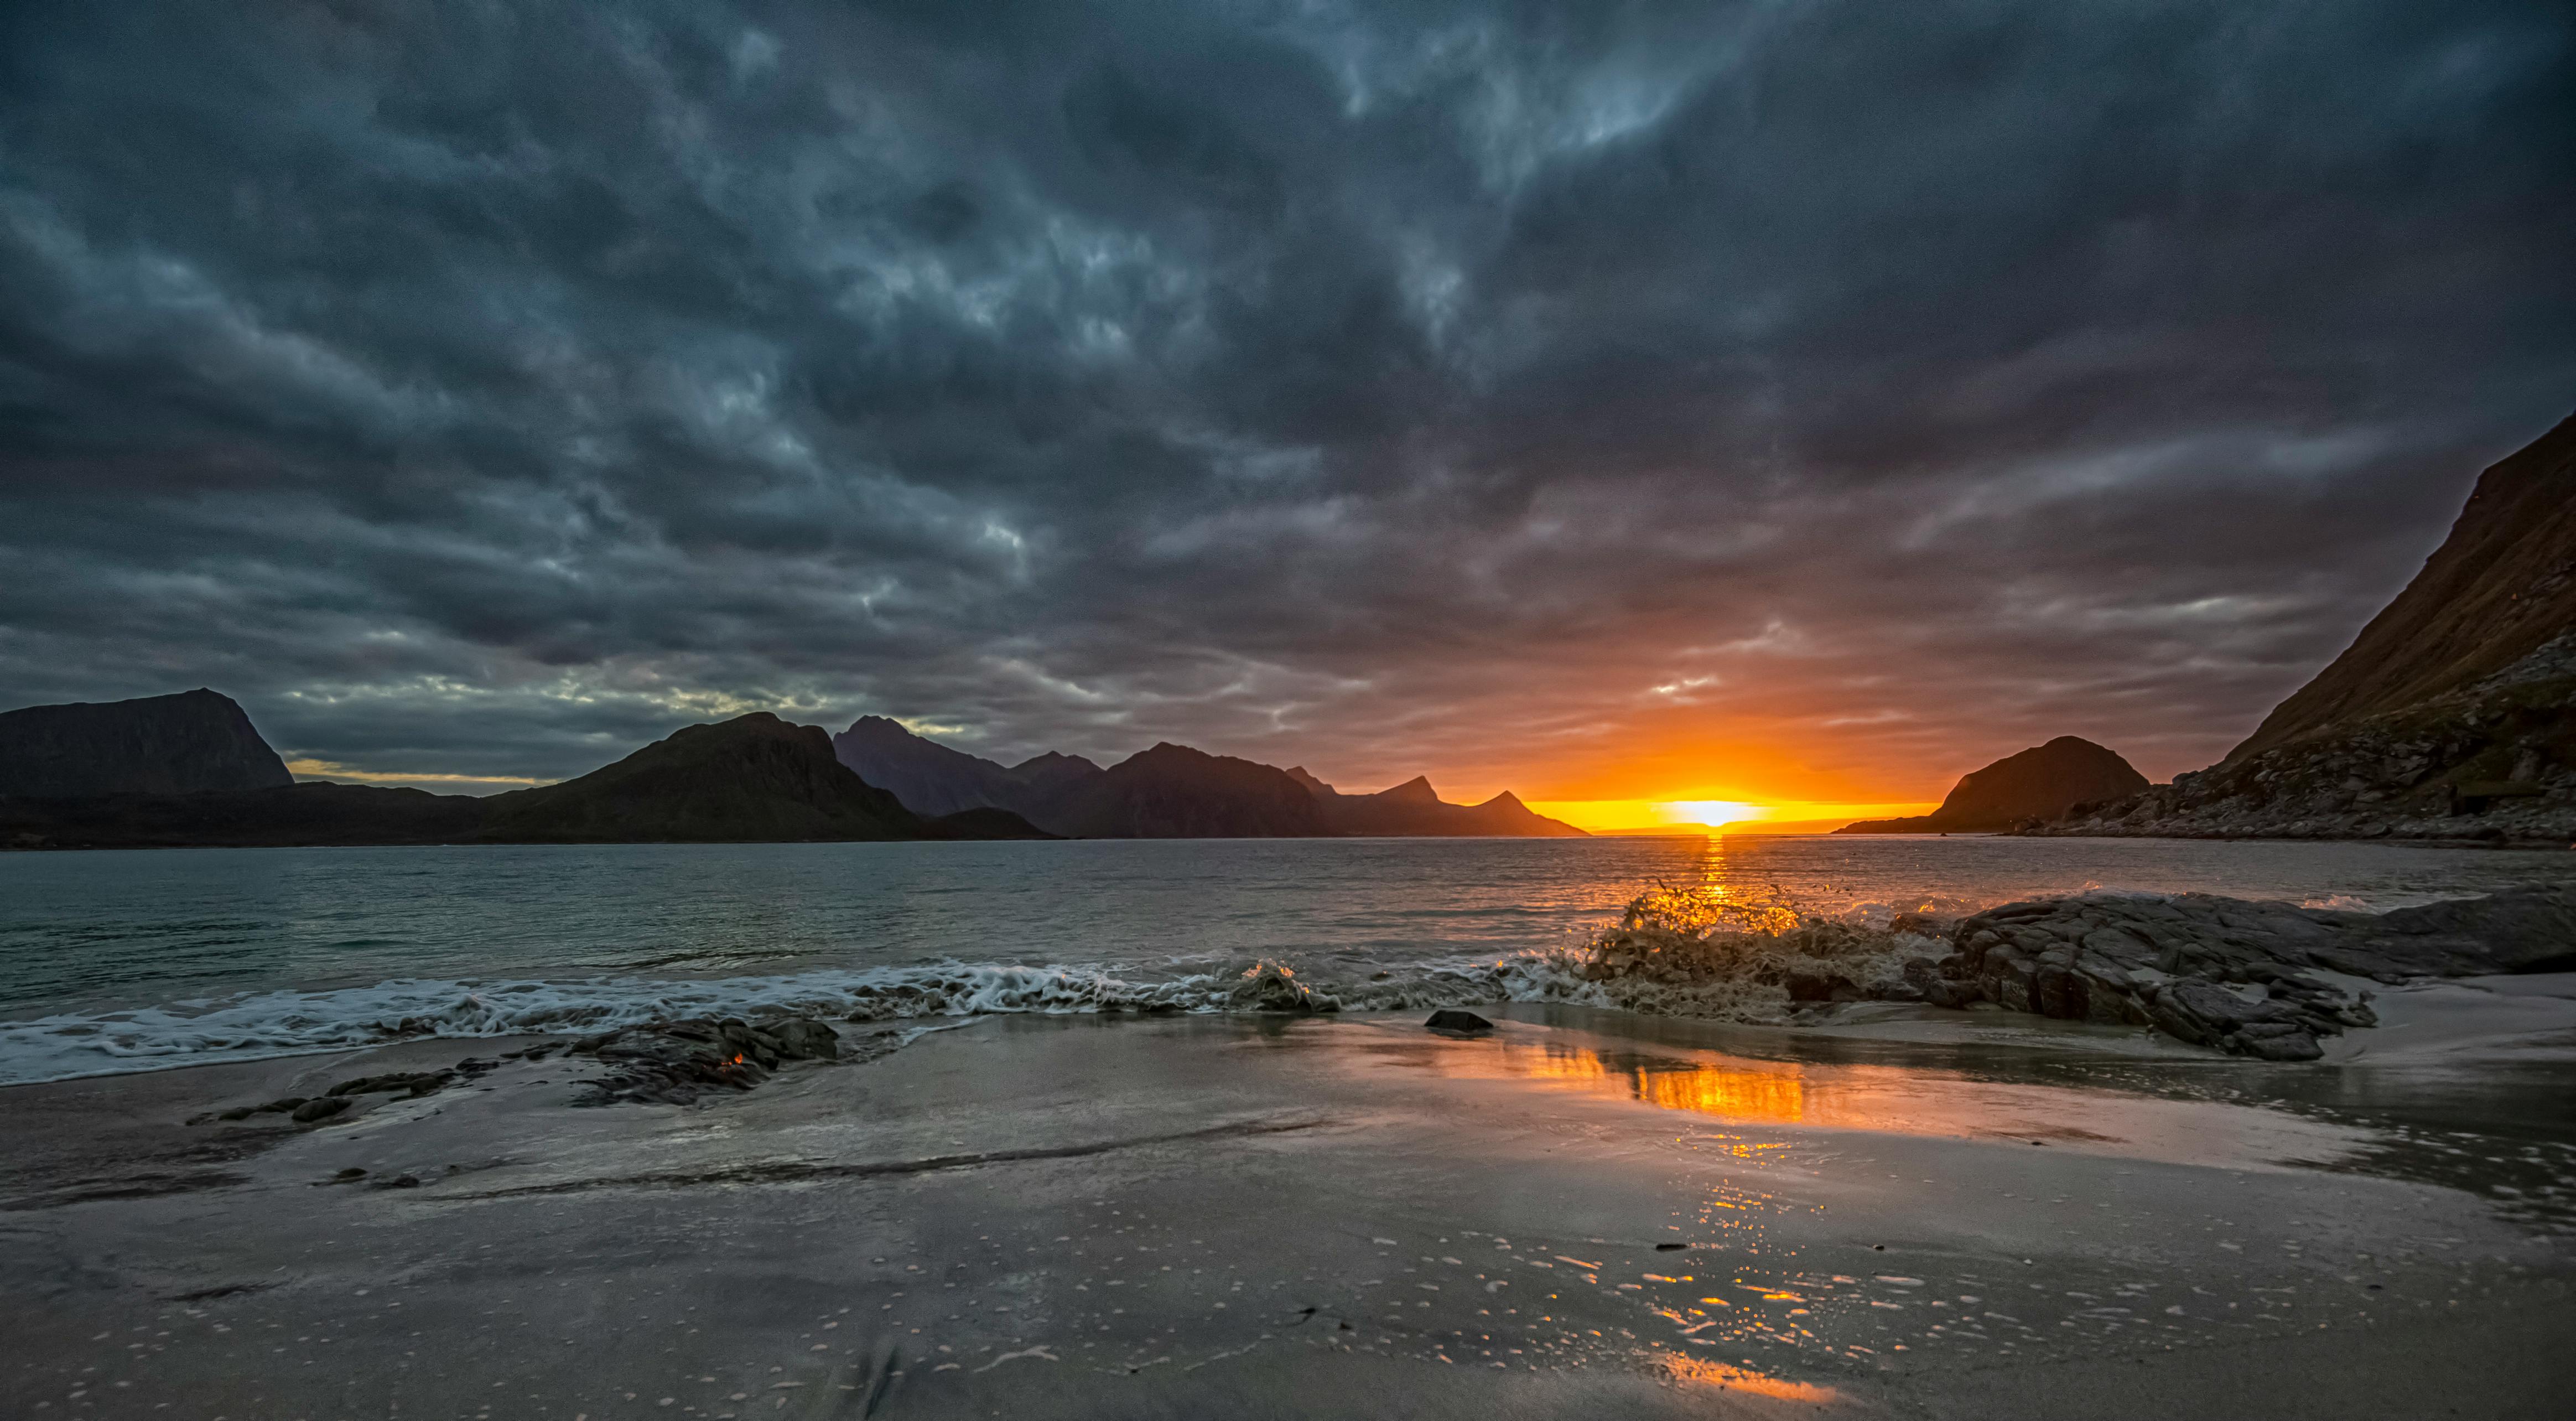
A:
[2030,632,2576,843]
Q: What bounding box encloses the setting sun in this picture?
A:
[1656,800,1771,827]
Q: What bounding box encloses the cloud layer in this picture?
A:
[2,0,2570,802]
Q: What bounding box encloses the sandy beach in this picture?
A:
[6,990,2573,1420]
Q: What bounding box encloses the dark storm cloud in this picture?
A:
[1,0,2569,795]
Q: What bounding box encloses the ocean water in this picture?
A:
[1,834,2567,1084]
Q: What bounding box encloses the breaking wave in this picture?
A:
[0,883,1949,1086]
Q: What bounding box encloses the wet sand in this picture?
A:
[3,999,2573,1419]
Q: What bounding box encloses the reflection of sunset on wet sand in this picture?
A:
[1660,1353,1840,1403]
[1502,1041,1809,1124]
[1371,1024,2375,1169]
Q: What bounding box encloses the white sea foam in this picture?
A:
[0,952,1647,1086]
[0,881,1955,1085]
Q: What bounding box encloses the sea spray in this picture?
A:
[0,883,1946,1085]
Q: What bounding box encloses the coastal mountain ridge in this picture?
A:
[1834,737,2148,834]
[2035,410,2576,843]
[1028,741,1329,838]
[827,715,1101,819]
[1,709,1045,848]
[480,713,956,843]
[0,694,1577,845]
[832,718,1585,838]
[1290,767,1588,838]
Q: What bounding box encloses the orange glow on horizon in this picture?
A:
[1524,797,1940,834]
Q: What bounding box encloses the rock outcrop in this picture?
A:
[1901,886,2575,1059]
[2033,413,2576,842]
[569,1014,849,1104]
[0,689,293,797]
[1570,881,2574,1060]
[1836,737,2147,833]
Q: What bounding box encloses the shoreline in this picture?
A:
[6,1005,2573,1417]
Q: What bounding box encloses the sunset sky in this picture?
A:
[2,2,2570,827]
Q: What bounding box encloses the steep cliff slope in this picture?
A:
[0,689,293,797]
[2040,413,2576,842]
[2233,413,2576,760]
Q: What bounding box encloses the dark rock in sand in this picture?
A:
[1786,968,1861,1003]
[767,1018,841,1060]
[326,1070,455,1099]
[1424,1009,1494,1035]
[1914,885,2573,1059]
[569,1014,842,1104]
[290,1097,351,1123]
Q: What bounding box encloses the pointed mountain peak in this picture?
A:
[1378,775,1440,805]
[1284,765,1336,798]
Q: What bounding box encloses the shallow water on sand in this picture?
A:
[0,834,2566,1082]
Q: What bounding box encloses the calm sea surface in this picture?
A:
[1,835,2567,1082]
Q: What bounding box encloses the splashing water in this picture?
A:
[0,881,1947,1084]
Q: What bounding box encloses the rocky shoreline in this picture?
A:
[1889,888,2575,1060]
[1574,884,2576,1062]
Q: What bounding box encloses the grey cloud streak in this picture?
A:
[0,0,2569,798]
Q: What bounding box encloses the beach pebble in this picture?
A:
[1424,1010,1494,1035]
